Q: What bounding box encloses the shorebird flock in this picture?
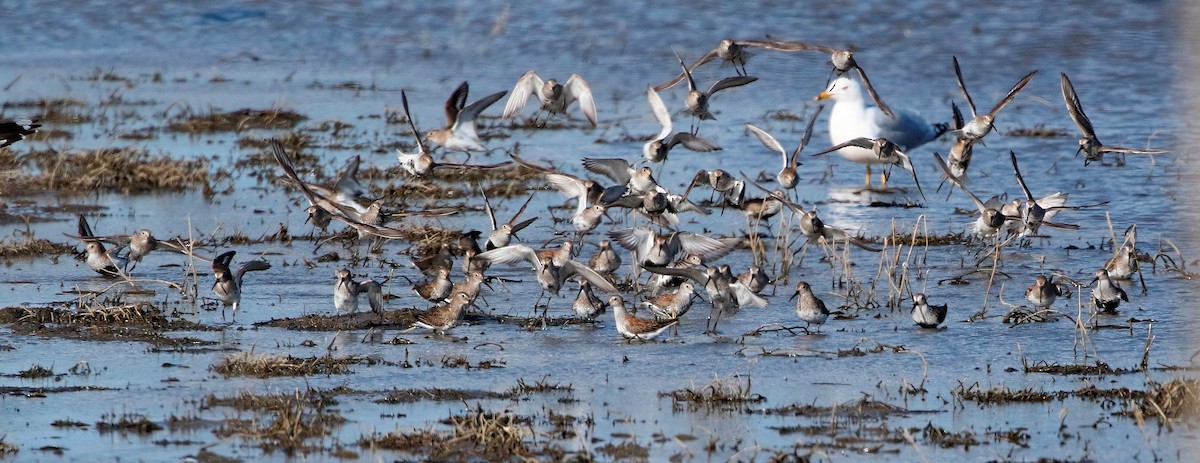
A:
[44,35,1166,340]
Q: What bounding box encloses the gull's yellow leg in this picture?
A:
[881,169,889,189]
[864,164,872,188]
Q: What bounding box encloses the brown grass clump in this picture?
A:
[210,352,381,378]
[0,147,210,195]
[2,304,212,348]
[212,389,345,456]
[359,406,537,460]
[1135,378,1200,428]
[167,108,306,133]
[0,239,74,258]
[661,375,766,410]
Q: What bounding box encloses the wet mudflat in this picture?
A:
[1,1,1199,461]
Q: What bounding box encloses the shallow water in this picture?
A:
[1,0,1198,461]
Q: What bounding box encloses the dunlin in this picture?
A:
[334,268,384,315]
[502,71,597,127]
[911,293,948,329]
[791,281,830,332]
[609,295,678,341]
[588,239,622,278]
[646,253,704,295]
[70,215,127,277]
[413,266,453,302]
[572,280,606,320]
[671,48,758,124]
[413,292,472,334]
[509,154,613,236]
[1024,275,1062,309]
[608,227,741,268]
[64,216,191,272]
[763,36,896,118]
[1089,269,1128,313]
[395,90,513,176]
[952,57,1038,141]
[481,188,537,250]
[816,76,945,189]
[1106,244,1140,280]
[643,264,766,333]
[653,38,803,87]
[933,152,1008,238]
[1060,73,1166,165]
[641,281,697,320]
[744,105,822,193]
[737,266,770,294]
[424,81,507,152]
[474,244,617,296]
[811,137,924,198]
[1009,151,1089,237]
[583,157,659,195]
[211,251,271,321]
[642,87,722,164]
[274,139,450,241]
[450,270,489,302]
[413,243,453,277]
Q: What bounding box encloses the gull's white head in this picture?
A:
[816,77,861,102]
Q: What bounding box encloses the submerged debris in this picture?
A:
[96,412,163,434]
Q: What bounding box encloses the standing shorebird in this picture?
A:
[334,269,385,315]
[609,295,678,341]
[502,71,597,127]
[1089,269,1129,313]
[412,292,473,335]
[791,281,830,333]
[911,293,948,329]
[588,240,622,280]
[572,280,606,320]
[413,266,453,302]
[641,281,697,320]
[1106,244,1140,280]
[643,264,766,334]
[1025,275,1062,309]
[211,251,271,322]
[424,81,507,153]
[1060,73,1166,165]
[737,266,770,295]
